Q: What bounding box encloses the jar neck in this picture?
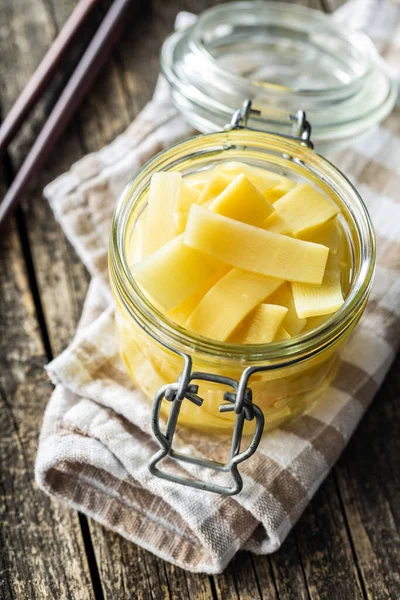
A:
[109,129,375,369]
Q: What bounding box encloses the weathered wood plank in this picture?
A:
[292,476,364,599]
[214,552,267,600]
[89,521,217,600]
[333,359,400,600]
[87,526,166,600]
[0,0,92,351]
[254,541,310,600]
[0,195,94,599]
[0,2,99,599]
[219,472,365,600]
[306,3,400,599]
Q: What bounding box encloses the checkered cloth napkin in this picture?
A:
[35,1,400,574]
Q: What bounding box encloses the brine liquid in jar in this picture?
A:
[117,161,352,434]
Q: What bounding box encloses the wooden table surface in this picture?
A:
[0,0,399,598]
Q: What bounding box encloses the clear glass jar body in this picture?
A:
[109,129,375,434]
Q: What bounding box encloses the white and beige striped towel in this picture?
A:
[35,1,400,573]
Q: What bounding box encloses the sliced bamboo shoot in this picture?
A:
[198,171,231,206]
[185,269,283,341]
[143,172,182,256]
[264,179,297,203]
[268,282,307,335]
[168,266,231,325]
[173,212,188,235]
[209,173,274,225]
[274,183,339,236]
[299,216,340,253]
[169,183,201,236]
[262,211,292,235]
[303,314,334,332]
[188,182,207,193]
[185,172,212,190]
[215,161,294,194]
[131,234,221,312]
[184,204,329,284]
[292,260,344,318]
[178,182,200,212]
[236,304,288,344]
[274,326,291,341]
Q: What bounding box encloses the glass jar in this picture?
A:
[162,1,396,151]
[109,0,384,494]
[109,117,375,493]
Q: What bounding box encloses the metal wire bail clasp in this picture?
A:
[228,98,261,129]
[227,99,313,149]
[148,355,265,495]
[289,109,313,148]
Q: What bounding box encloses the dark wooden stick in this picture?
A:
[0,0,136,226]
[0,0,98,156]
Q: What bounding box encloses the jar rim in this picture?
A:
[161,1,397,149]
[110,128,375,367]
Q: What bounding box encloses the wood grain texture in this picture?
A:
[333,374,400,600]
[0,0,399,598]
[0,199,94,598]
[257,540,310,600]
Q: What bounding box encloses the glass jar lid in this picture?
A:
[161,1,397,150]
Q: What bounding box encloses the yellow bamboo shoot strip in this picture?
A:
[198,171,231,206]
[168,266,231,326]
[143,172,182,256]
[187,182,206,193]
[131,234,222,312]
[186,171,212,185]
[299,216,340,253]
[178,182,200,212]
[169,182,200,237]
[273,183,339,236]
[173,173,273,236]
[215,161,295,194]
[184,204,329,284]
[234,304,288,344]
[209,173,274,225]
[292,263,344,319]
[303,314,332,332]
[185,269,283,341]
[173,212,188,235]
[274,326,291,341]
[268,282,307,335]
[264,179,297,203]
[262,211,292,235]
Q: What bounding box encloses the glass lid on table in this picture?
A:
[161,1,397,150]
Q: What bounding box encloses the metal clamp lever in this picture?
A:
[228,99,261,129]
[148,357,264,495]
[228,99,313,149]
